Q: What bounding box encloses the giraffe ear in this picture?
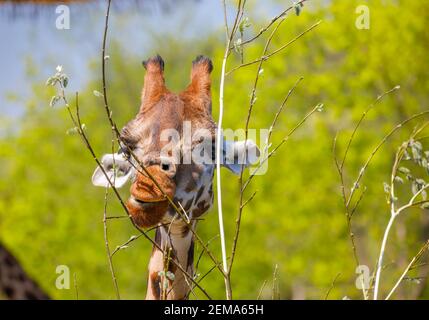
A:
[91,153,134,188]
[140,55,167,110]
[221,140,260,175]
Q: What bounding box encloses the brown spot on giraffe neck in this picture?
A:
[186,239,195,270]
[0,243,50,300]
[149,272,161,300]
[183,199,194,212]
[194,186,205,204]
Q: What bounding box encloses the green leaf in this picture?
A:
[233,38,242,54]
[383,182,391,194]
[412,146,421,161]
[294,2,302,16]
[412,181,419,195]
[420,202,429,209]
[238,17,251,33]
[128,235,138,242]
[49,95,60,107]
[163,278,168,289]
[414,140,423,151]
[416,178,426,188]
[62,76,69,88]
[403,149,411,160]
[114,245,129,252]
[421,157,428,169]
[166,271,175,281]
[66,127,79,135]
[394,176,404,184]
[157,271,165,277]
[45,77,57,86]
[398,167,410,174]
[93,90,104,98]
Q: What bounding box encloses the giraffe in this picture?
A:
[0,242,49,300]
[92,55,259,300]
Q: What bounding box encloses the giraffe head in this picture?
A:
[92,55,259,229]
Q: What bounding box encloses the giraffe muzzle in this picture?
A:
[127,165,176,228]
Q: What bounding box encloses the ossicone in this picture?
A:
[142,54,165,72]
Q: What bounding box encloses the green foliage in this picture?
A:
[1,0,429,300]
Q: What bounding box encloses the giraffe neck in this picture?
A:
[146,223,195,300]
[0,242,49,300]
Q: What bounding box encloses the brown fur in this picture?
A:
[127,165,176,229]
[123,55,216,300]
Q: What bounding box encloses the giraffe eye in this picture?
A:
[161,163,170,171]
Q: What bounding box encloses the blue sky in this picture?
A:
[0,0,224,117]
[0,0,298,118]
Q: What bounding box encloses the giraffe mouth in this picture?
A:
[127,165,176,228]
[127,195,170,229]
[132,196,166,205]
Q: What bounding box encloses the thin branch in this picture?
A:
[221,0,229,39]
[238,0,309,47]
[217,0,245,300]
[374,122,429,300]
[257,280,267,300]
[230,20,297,278]
[334,86,401,300]
[271,264,279,300]
[195,235,219,276]
[73,273,79,300]
[264,77,304,155]
[346,111,429,209]
[340,86,401,172]
[373,213,396,300]
[240,190,257,209]
[385,240,429,300]
[103,187,121,299]
[242,103,321,192]
[227,20,321,75]
[324,273,341,300]
[105,215,129,220]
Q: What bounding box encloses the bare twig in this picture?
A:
[371,122,429,299]
[237,0,309,47]
[324,273,341,300]
[227,21,321,75]
[242,103,322,192]
[217,0,245,300]
[333,86,400,299]
[103,187,121,299]
[73,273,79,300]
[240,190,258,209]
[271,264,279,300]
[257,280,268,300]
[333,89,428,299]
[340,86,401,172]
[385,240,429,300]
